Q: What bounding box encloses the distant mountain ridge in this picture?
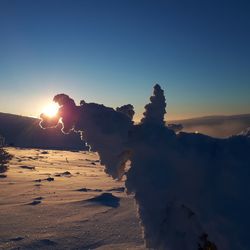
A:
[170,113,250,123]
[0,112,86,150]
[0,112,249,149]
[169,113,250,138]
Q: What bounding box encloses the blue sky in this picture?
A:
[0,0,249,121]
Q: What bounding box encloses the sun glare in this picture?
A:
[42,103,59,117]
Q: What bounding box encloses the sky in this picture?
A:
[0,0,249,121]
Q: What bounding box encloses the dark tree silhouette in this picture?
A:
[0,138,12,173]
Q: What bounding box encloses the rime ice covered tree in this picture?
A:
[140,84,166,125]
[0,144,12,173]
[40,84,250,250]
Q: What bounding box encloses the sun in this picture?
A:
[42,103,59,117]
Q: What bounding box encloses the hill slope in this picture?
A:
[0,112,86,150]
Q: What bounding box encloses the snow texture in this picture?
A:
[40,84,250,250]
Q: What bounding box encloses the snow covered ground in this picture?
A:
[0,148,144,250]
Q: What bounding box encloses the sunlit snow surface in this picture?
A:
[0,148,144,250]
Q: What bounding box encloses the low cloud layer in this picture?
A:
[40,85,250,250]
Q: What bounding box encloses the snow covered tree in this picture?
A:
[140,84,166,125]
[0,138,12,173]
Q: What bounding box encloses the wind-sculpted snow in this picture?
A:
[40,85,250,250]
[238,127,250,137]
[40,94,133,179]
[140,84,166,125]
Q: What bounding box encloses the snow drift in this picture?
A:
[40,85,250,250]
